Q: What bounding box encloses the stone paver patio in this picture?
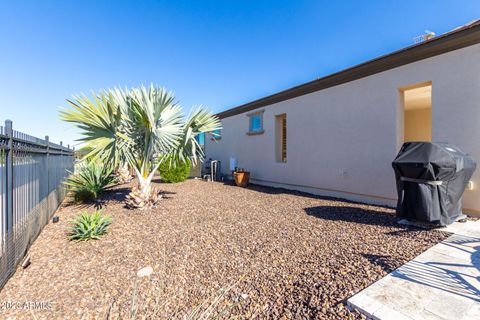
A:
[347,219,480,320]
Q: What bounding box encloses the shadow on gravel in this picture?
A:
[62,186,132,209]
[385,229,418,236]
[361,253,399,273]
[304,206,399,228]
[230,182,385,206]
[70,187,134,209]
[243,183,333,200]
[70,186,178,209]
[158,190,177,200]
[104,187,131,201]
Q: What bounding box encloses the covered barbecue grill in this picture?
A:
[392,142,476,226]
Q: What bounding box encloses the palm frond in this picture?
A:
[174,105,222,165]
[59,91,130,166]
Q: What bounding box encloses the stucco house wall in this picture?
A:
[205,43,480,214]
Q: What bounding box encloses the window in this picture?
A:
[275,114,287,162]
[210,129,221,140]
[195,132,205,145]
[400,82,432,143]
[247,110,264,135]
[251,115,262,131]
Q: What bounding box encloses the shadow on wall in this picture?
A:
[304,206,398,228]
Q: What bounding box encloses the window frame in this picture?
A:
[246,109,265,135]
[275,113,287,163]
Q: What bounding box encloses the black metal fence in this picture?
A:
[0,120,74,288]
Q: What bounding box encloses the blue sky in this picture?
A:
[1,0,479,147]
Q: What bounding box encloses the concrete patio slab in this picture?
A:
[347,219,480,320]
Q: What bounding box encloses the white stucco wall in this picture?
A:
[206,43,480,213]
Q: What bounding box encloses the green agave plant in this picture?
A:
[65,161,117,203]
[68,211,112,241]
[60,84,222,208]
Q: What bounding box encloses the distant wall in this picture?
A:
[206,43,480,214]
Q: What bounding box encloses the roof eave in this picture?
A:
[217,22,480,119]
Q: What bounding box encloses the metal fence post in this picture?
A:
[45,136,50,221]
[59,142,63,202]
[5,120,14,271]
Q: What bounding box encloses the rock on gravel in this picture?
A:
[0,179,448,319]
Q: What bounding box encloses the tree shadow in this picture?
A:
[61,186,130,209]
[103,187,131,201]
[158,190,176,200]
[61,178,181,211]
[77,187,133,209]
[100,187,178,208]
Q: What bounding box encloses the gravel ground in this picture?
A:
[0,179,448,319]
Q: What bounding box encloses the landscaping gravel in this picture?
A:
[0,179,448,319]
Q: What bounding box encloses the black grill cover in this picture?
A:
[392,142,476,226]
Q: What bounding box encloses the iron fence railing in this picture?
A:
[0,120,74,288]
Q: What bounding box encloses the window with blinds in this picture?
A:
[250,115,262,131]
[275,114,287,162]
[246,110,264,135]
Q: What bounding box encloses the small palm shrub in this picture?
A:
[66,161,116,203]
[68,211,112,241]
[158,155,191,183]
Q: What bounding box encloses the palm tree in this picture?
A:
[60,84,221,208]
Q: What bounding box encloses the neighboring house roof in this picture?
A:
[218,20,480,119]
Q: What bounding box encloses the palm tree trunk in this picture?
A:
[137,175,152,198]
[126,165,161,208]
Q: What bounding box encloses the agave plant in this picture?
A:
[68,210,112,241]
[60,84,221,208]
[65,161,117,203]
